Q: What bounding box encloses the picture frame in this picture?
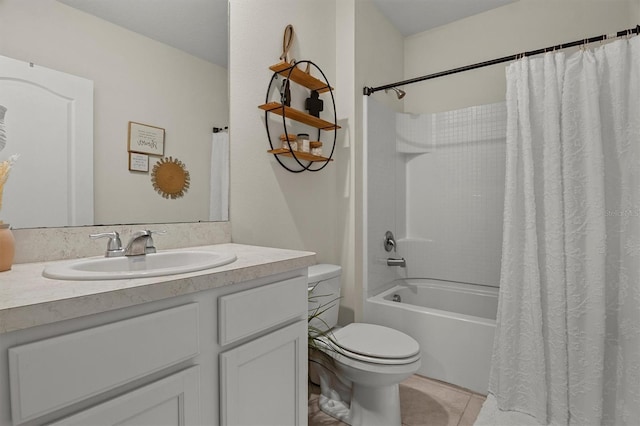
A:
[129,152,149,172]
[128,121,165,155]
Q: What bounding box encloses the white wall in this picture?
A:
[0,0,228,225]
[229,1,341,264]
[404,0,637,114]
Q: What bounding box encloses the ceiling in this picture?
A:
[57,0,518,69]
[58,0,229,68]
[371,0,517,37]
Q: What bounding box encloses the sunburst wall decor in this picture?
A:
[151,156,190,199]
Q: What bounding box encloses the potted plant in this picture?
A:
[307,284,341,394]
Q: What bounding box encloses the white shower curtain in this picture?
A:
[209,130,229,221]
[488,36,640,426]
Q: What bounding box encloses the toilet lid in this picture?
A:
[332,323,420,360]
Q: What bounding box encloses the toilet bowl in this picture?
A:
[308,264,421,426]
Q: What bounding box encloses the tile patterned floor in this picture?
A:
[308,374,486,426]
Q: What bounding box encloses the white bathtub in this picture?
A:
[366,279,498,394]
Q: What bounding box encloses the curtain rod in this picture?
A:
[363,24,640,96]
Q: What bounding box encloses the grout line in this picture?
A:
[456,396,473,426]
[414,373,487,398]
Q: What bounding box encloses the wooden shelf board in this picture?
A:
[269,62,333,93]
[267,148,334,162]
[259,102,341,131]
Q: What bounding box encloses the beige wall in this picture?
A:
[228,0,405,324]
[229,0,341,263]
[404,0,637,114]
[356,1,406,114]
[335,0,358,324]
[0,0,228,225]
[353,0,405,322]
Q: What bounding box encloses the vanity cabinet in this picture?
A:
[0,267,309,426]
[218,276,308,426]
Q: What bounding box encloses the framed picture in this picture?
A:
[129,152,149,172]
[128,121,165,155]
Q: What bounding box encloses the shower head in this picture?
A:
[385,87,406,99]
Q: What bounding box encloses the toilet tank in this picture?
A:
[308,264,342,332]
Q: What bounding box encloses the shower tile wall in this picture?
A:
[401,103,507,287]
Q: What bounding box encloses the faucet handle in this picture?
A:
[90,231,124,257]
[142,229,166,254]
[384,231,396,252]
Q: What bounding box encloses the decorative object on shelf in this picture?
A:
[128,121,165,156]
[298,133,310,153]
[151,156,190,199]
[280,133,298,151]
[305,90,323,118]
[280,78,292,107]
[310,141,323,157]
[129,152,149,172]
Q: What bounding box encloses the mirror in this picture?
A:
[0,0,229,229]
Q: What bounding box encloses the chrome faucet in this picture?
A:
[124,230,165,256]
[91,230,166,257]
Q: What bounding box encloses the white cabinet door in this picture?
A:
[48,366,200,426]
[220,321,308,426]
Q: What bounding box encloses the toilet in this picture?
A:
[308,264,421,426]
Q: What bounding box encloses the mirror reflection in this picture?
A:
[0,0,229,229]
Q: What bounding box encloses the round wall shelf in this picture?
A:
[259,60,339,173]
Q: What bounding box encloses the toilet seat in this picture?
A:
[321,323,420,366]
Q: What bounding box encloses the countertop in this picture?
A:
[0,243,316,334]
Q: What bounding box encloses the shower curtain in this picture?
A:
[489,36,640,425]
[209,130,229,221]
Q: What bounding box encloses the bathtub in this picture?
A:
[365,279,498,394]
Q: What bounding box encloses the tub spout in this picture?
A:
[387,258,406,268]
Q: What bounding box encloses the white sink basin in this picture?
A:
[43,250,237,280]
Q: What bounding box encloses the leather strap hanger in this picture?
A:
[279,24,295,63]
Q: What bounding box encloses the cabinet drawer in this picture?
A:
[9,303,199,424]
[219,275,307,346]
